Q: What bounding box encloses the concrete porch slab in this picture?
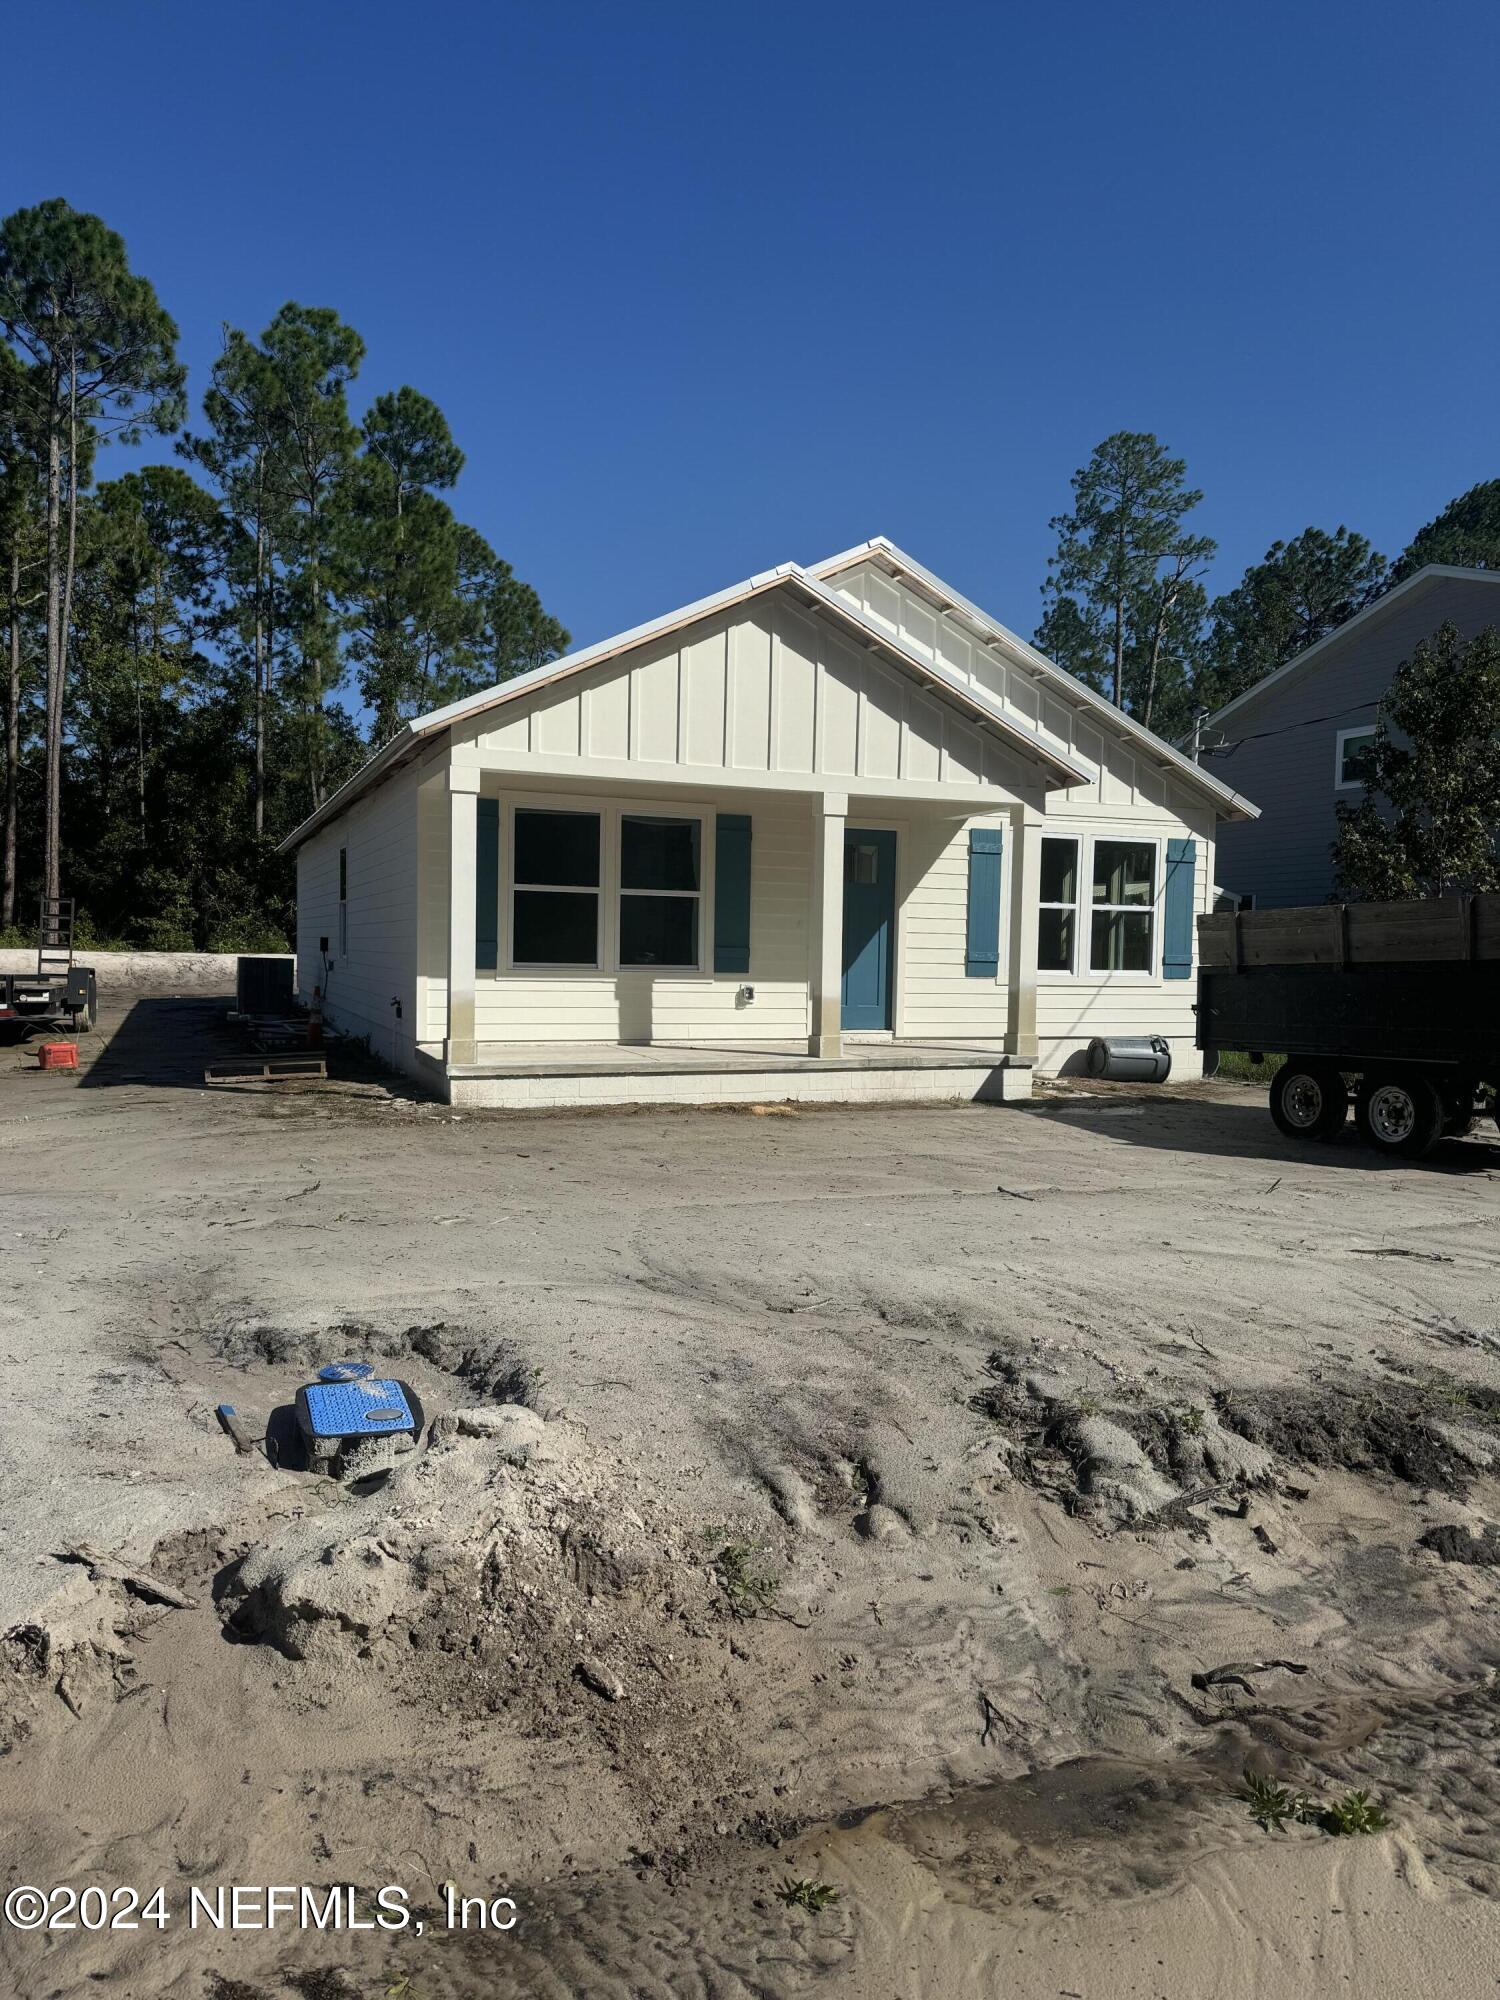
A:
[418,1038,1031,1111]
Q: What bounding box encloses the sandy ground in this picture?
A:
[1,985,1498,1999]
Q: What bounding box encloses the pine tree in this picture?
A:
[0,199,183,902]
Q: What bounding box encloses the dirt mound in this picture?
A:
[970,1346,1274,1525]
[208,1319,542,1408]
[973,1345,1500,1525]
[1216,1382,1499,1494]
[214,1408,772,1838]
[1416,1523,1500,1565]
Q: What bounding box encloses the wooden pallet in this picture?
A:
[204,1053,327,1087]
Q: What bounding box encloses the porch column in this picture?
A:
[809,790,847,1059]
[1006,804,1041,1061]
[447,764,480,1067]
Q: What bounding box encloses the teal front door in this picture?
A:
[841,828,896,1031]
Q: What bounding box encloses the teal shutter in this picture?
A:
[965,827,1003,977]
[713,814,752,974]
[1163,837,1196,980]
[476,798,499,971]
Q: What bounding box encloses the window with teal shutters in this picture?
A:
[965,827,1003,977]
[476,798,499,971]
[1162,837,1196,980]
[713,814,752,974]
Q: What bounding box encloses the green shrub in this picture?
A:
[1216,1049,1286,1086]
[205,919,291,954]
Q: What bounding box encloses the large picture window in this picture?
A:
[1037,835,1079,973]
[619,815,701,967]
[512,808,600,965]
[1089,839,1155,973]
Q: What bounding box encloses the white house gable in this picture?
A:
[454,591,1043,803]
[826,557,1204,826]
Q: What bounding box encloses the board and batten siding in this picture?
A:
[452,595,1043,805]
[828,559,1210,827]
[296,761,420,1073]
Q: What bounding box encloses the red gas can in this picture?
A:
[37,1042,79,1071]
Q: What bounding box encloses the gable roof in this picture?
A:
[809,537,1258,822]
[279,539,1255,853]
[1202,562,1500,730]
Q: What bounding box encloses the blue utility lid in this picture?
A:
[298,1376,415,1440]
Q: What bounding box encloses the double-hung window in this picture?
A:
[1089,840,1155,973]
[619,815,701,967]
[1037,836,1080,973]
[512,809,601,966]
[1335,726,1377,789]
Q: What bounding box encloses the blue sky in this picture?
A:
[4,0,1497,660]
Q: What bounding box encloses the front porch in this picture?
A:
[415,1034,1032,1110]
[414,747,1046,1109]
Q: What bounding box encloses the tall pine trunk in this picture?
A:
[3,547,19,928]
[42,382,62,910]
[253,511,266,841]
[54,351,81,904]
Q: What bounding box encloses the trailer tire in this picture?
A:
[1269,1061,1347,1141]
[1355,1072,1444,1159]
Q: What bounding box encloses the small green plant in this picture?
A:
[1318,1789,1390,1836]
[1237,1769,1390,1836]
[1176,1405,1205,1436]
[1238,1770,1314,1832]
[776,1877,839,1913]
[712,1541,780,1616]
[1075,1393,1102,1418]
[1217,1049,1286,1086]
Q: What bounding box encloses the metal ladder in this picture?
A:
[37,895,74,979]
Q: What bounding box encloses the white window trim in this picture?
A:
[1334,724,1377,790]
[1036,829,1166,983]
[499,791,716,978]
[618,813,705,972]
[1037,832,1081,977]
[509,803,604,972]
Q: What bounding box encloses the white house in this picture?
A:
[279,538,1258,1109]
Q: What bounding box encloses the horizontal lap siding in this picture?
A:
[1035,817,1214,1074]
[302,768,419,1072]
[898,815,1011,1039]
[417,772,451,1043]
[472,797,810,1043]
[295,837,340,1011]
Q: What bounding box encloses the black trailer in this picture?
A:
[1195,895,1500,1158]
[0,896,96,1037]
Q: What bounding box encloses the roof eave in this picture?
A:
[279,561,1093,851]
[276,725,420,855]
[1201,562,1500,731]
[809,539,1260,822]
